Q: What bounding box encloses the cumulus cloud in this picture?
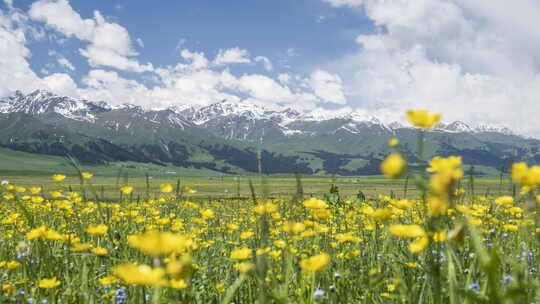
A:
[0,7,41,96]
[213,47,251,65]
[179,49,209,70]
[309,70,346,104]
[323,0,540,136]
[29,0,152,72]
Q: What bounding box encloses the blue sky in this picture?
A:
[6,0,373,87]
[1,0,540,136]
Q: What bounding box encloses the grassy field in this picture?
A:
[0,174,515,201]
[1,126,537,303]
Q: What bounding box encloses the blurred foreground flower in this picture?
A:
[406,109,441,128]
[381,154,407,179]
[300,253,330,273]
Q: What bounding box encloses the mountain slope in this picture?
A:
[0,90,537,175]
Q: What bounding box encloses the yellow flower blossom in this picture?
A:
[389,225,426,238]
[406,109,441,128]
[170,279,188,289]
[81,172,93,179]
[230,248,252,260]
[98,276,118,286]
[381,154,406,179]
[86,224,109,236]
[409,236,429,253]
[199,208,214,219]
[113,264,166,286]
[120,185,133,195]
[300,253,330,273]
[127,231,195,256]
[303,197,328,209]
[253,202,278,214]
[160,183,173,193]
[6,261,20,270]
[51,174,66,182]
[388,138,399,147]
[91,247,108,255]
[427,195,449,217]
[38,278,61,289]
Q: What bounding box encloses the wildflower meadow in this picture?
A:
[0,110,539,303]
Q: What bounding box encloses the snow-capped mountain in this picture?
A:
[0,90,518,139]
[0,90,108,122]
[474,124,514,136]
[1,90,537,176]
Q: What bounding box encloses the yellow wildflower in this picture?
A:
[253,202,278,214]
[388,138,399,147]
[91,247,108,255]
[81,172,93,179]
[86,224,109,236]
[503,224,518,232]
[300,253,330,273]
[127,231,195,256]
[51,174,66,182]
[215,283,225,293]
[160,183,173,193]
[381,154,406,179]
[433,231,447,242]
[29,187,41,194]
[6,261,20,270]
[427,195,449,217]
[389,225,426,238]
[409,236,429,253]
[38,278,61,289]
[170,279,188,289]
[406,109,441,128]
[199,209,214,219]
[120,185,133,195]
[303,197,328,209]
[495,196,514,207]
[113,264,166,286]
[98,276,118,286]
[230,248,252,260]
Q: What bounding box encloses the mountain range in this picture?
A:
[0,90,537,175]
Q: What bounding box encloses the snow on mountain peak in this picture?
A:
[474,124,514,135]
[190,99,268,124]
[0,90,521,137]
[438,121,473,133]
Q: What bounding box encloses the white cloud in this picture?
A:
[42,73,78,96]
[179,49,209,70]
[29,0,94,40]
[235,74,294,103]
[136,38,144,48]
[80,45,152,72]
[309,70,346,104]
[213,47,251,65]
[0,8,41,96]
[1,3,322,112]
[254,56,273,72]
[57,55,75,71]
[278,73,291,84]
[323,0,364,8]
[3,0,13,9]
[29,0,152,73]
[323,0,540,137]
[286,48,298,57]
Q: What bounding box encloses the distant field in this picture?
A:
[0,147,515,199]
[1,174,515,201]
